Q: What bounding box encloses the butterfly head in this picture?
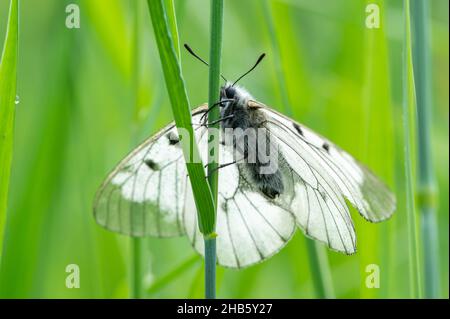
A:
[219,83,253,121]
[220,82,252,103]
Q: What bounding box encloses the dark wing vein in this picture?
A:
[232,198,265,260]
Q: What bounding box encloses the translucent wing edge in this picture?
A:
[93,104,208,236]
[255,101,396,223]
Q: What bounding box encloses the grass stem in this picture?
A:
[262,0,334,298]
[146,254,200,295]
[205,0,224,299]
[147,0,215,233]
[131,238,143,298]
[147,0,216,300]
[0,0,19,265]
[410,0,440,298]
[131,0,144,299]
[204,238,216,298]
[403,0,423,298]
[305,240,335,298]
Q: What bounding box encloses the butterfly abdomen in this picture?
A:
[247,162,284,199]
[224,105,285,199]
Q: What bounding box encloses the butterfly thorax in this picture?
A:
[219,83,264,128]
[219,84,284,199]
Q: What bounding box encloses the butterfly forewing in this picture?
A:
[188,116,297,268]
[94,100,396,267]
[93,109,207,238]
[259,105,396,222]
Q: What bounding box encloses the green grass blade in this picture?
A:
[146,254,201,295]
[146,0,215,234]
[83,0,131,79]
[261,0,291,117]
[305,240,335,298]
[204,237,216,298]
[262,0,334,299]
[359,0,394,299]
[207,0,223,210]
[130,0,143,299]
[131,238,143,298]
[164,0,180,61]
[205,0,224,300]
[403,0,423,299]
[410,0,440,299]
[0,0,19,264]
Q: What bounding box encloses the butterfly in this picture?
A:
[93,47,396,269]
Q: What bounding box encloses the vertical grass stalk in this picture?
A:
[205,0,224,299]
[0,0,19,265]
[305,240,335,298]
[131,0,143,299]
[147,0,216,299]
[410,0,440,298]
[403,0,423,299]
[263,0,334,298]
[164,0,180,61]
[146,254,200,295]
[261,0,291,117]
[131,238,143,298]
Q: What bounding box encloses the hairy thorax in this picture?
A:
[219,84,285,199]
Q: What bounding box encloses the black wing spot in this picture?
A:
[322,142,330,152]
[320,189,327,201]
[293,123,304,136]
[166,132,180,145]
[221,201,228,213]
[144,159,159,170]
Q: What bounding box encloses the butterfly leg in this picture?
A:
[192,114,234,127]
[203,115,234,127]
[205,161,236,178]
[200,99,235,123]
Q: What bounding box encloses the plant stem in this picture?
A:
[403,0,422,298]
[131,238,143,298]
[130,0,144,299]
[146,254,200,295]
[147,0,216,298]
[262,0,291,117]
[0,0,19,265]
[305,240,335,298]
[147,0,215,234]
[410,0,440,299]
[262,0,334,298]
[204,238,216,298]
[205,0,224,300]
[164,0,180,61]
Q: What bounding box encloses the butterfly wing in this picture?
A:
[255,102,396,253]
[93,105,296,268]
[94,99,395,264]
[93,106,210,237]
[186,123,296,268]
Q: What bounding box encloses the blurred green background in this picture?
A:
[0,0,448,298]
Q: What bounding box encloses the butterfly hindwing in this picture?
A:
[94,101,395,266]
[188,117,296,268]
[93,107,209,237]
[258,104,395,253]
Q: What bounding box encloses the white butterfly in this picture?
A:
[93,83,396,269]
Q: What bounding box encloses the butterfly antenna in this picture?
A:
[184,44,227,82]
[232,53,266,87]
